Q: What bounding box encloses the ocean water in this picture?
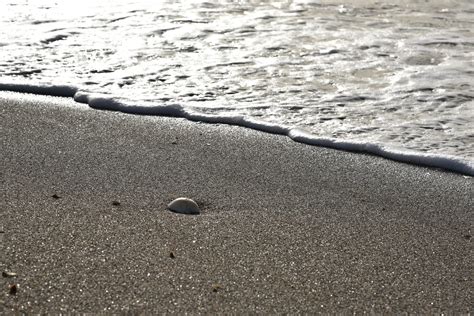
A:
[1,0,473,174]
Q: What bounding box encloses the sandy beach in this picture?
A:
[1,91,472,313]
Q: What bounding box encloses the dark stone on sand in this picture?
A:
[8,284,18,295]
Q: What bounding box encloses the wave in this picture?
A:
[1,81,473,176]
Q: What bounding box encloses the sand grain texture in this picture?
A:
[0,92,472,313]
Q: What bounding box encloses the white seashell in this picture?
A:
[167,197,200,215]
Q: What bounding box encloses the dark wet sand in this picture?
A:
[1,91,472,313]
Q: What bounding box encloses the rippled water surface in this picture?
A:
[1,0,473,160]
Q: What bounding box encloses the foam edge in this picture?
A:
[1,82,473,176]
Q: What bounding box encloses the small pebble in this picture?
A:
[169,251,175,259]
[2,271,17,278]
[112,201,121,206]
[212,284,221,293]
[167,197,200,215]
[52,194,61,199]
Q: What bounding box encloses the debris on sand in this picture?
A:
[2,271,17,278]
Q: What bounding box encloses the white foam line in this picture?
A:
[288,129,474,176]
[1,82,473,176]
[0,82,78,97]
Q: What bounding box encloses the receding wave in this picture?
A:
[1,0,473,174]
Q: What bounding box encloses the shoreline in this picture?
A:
[1,92,472,313]
[0,83,473,176]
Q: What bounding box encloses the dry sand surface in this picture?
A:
[1,92,472,313]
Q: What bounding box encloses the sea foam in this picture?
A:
[2,0,473,165]
[1,82,473,176]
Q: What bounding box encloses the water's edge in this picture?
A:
[1,82,473,176]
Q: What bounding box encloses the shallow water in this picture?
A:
[1,0,473,162]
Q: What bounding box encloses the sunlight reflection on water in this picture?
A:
[0,0,473,160]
